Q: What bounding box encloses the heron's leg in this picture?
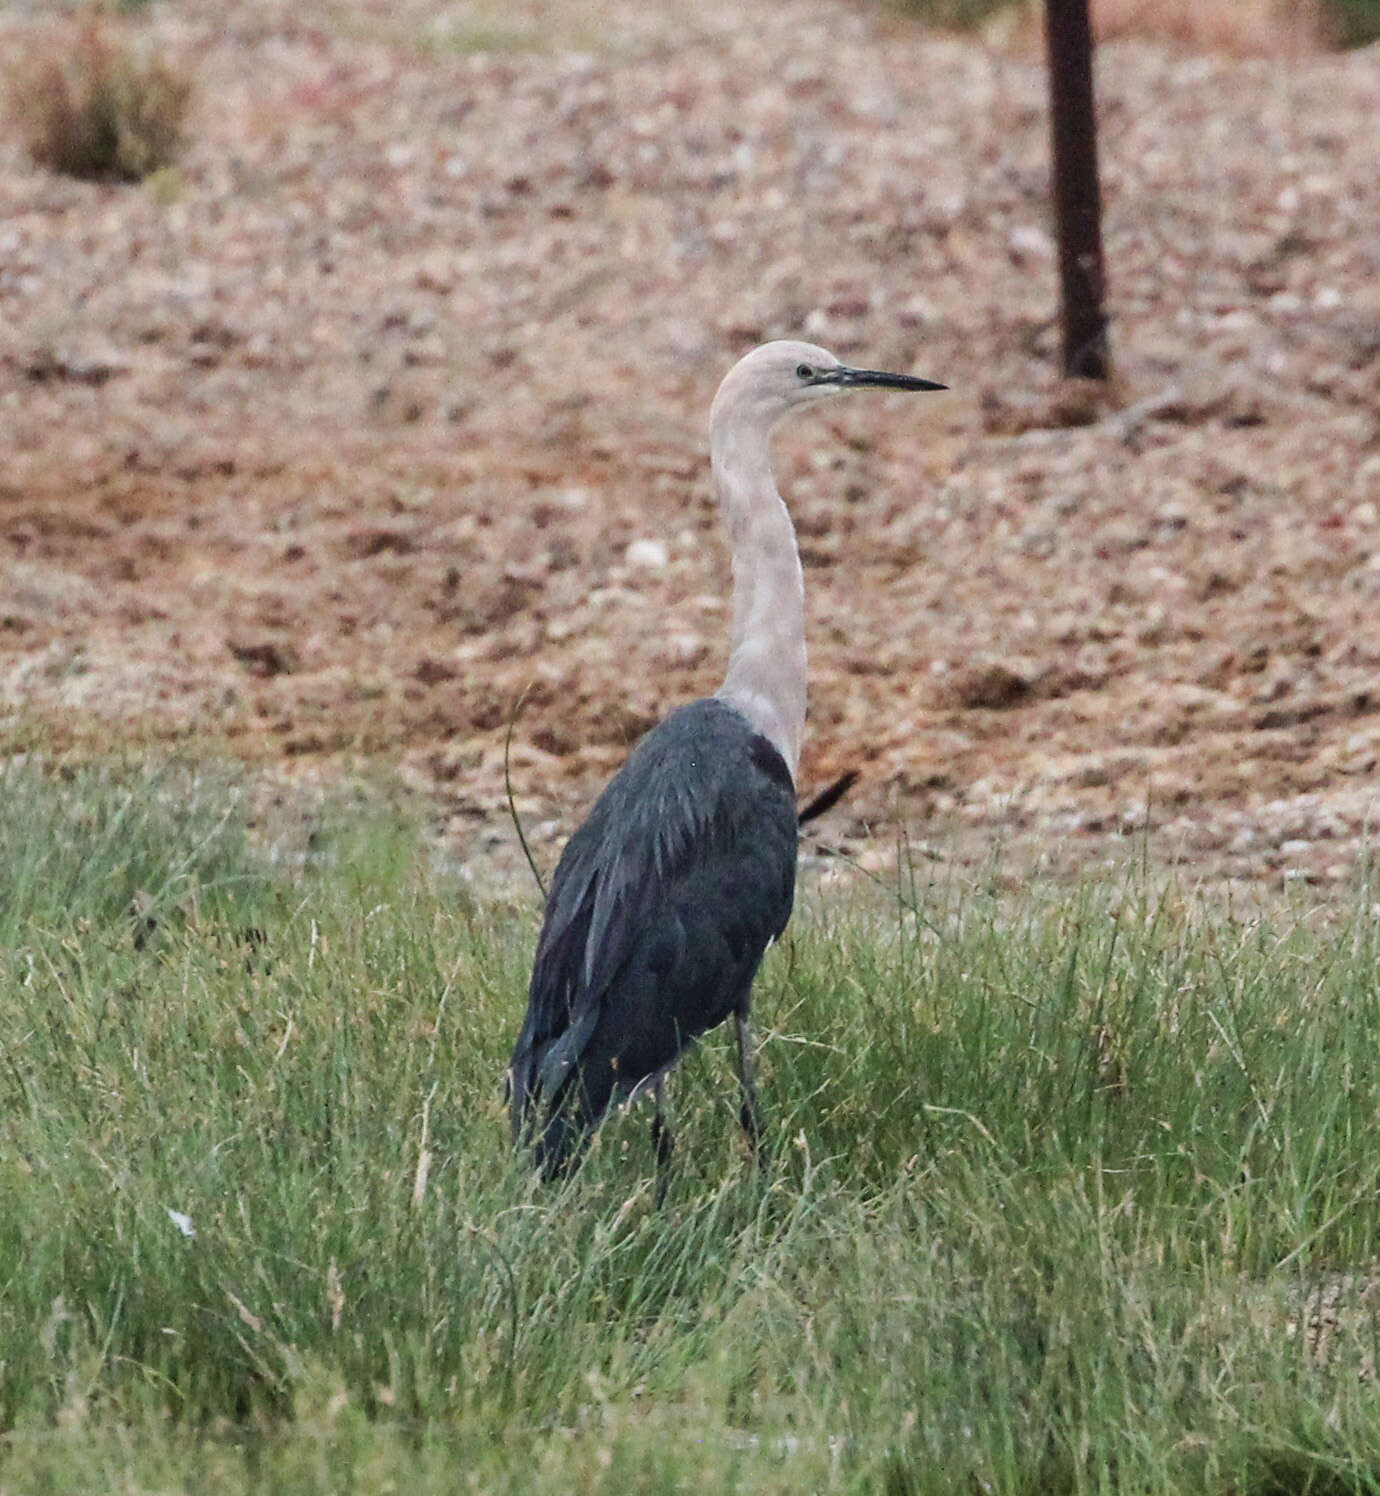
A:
[650,1076,674,1208]
[735,1011,764,1169]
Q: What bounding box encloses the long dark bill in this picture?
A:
[834,365,947,392]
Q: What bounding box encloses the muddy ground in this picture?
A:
[2,1,1379,890]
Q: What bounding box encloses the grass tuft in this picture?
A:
[886,0,1025,28]
[6,12,191,183]
[1321,0,1380,45]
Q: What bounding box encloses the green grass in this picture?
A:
[1322,0,1380,46]
[881,0,1380,48]
[5,760,1380,1492]
[886,0,1024,28]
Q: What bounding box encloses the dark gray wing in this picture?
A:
[509,698,797,1172]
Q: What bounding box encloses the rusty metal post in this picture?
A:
[1045,0,1109,379]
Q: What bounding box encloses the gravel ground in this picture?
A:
[2,0,1379,890]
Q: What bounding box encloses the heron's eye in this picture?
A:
[795,363,814,381]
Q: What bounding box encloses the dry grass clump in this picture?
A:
[7,14,191,182]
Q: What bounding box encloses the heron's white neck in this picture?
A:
[709,406,806,781]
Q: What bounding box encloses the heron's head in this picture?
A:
[710,339,946,433]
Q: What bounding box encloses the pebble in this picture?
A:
[625,538,669,569]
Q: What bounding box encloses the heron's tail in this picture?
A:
[530,1107,588,1181]
[510,1006,605,1178]
[511,1081,594,1181]
[509,1047,597,1181]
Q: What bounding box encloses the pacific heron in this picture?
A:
[508,340,945,1198]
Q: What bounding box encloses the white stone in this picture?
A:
[626,537,669,569]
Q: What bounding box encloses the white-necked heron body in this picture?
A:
[508,340,945,1198]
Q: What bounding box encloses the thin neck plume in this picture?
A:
[709,403,807,781]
